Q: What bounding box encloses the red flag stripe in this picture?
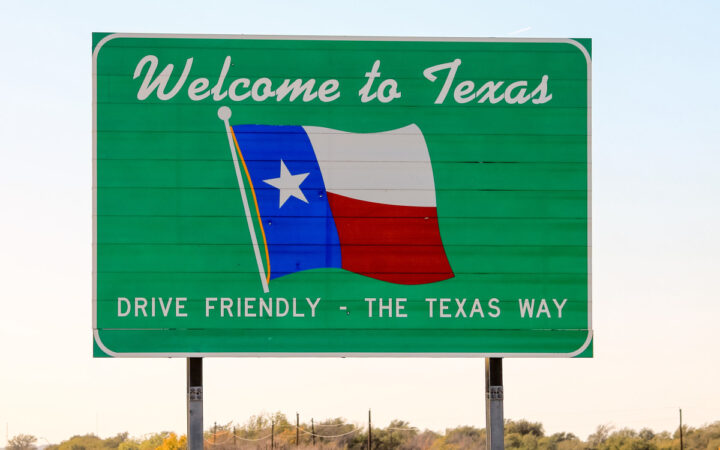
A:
[327,192,454,285]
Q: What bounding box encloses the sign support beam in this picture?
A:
[187,358,203,450]
[485,358,504,450]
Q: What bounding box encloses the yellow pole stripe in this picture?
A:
[231,131,271,283]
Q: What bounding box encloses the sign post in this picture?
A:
[187,358,203,450]
[485,358,504,450]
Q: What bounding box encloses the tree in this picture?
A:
[372,419,417,449]
[400,430,439,450]
[7,434,38,450]
[588,424,614,448]
[46,432,131,450]
[156,433,186,450]
[104,432,130,448]
[506,420,545,438]
[439,425,485,449]
[638,428,655,441]
[596,428,656,450]
[549,432,578,442]
[138,432,171,450]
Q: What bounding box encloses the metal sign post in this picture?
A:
[485,358,504,450]
[187,358,203,450]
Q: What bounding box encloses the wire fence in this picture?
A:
[202,412,420,447]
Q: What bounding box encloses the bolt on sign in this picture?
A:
[93,33,592,357]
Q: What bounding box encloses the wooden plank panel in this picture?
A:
[96,271,588,300]
[96,187,587,218]
[97,216,587,246]
[96,159,586,190]
[96,242,588,274]
[95,328,591,354]
[97,130,587,163]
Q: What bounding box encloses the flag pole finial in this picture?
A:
[218,106,232,121]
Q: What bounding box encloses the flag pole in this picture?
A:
[218,106,269,293]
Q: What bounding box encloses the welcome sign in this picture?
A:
[93,34,592,357]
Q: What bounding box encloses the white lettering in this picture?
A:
[422,59,552,106]
[159,297,172,317]
[306,297,321,317]
[134,55,192,101]
[205,297,217,317]
[292,298,304,317]
[359,60,382,102]
[553,298,568,318]
[260,297,272,317]
[476,81,505,104]
[276,297,289,317]
[377,79,401,103]
[365,298,376,317]
[188,78,211,101]
[469,299,485,318]
[275,79,317,102]
[132,55,346,104]
[519,298,535,318]
[439,298,451,318]
[426,298,437,317]
[251,78,275,101]
[379,298,393,317]
[531,75,553,104]
[210,56,231,101]
[395,298,407,318]
[318,79,340,102]
[134,297,147,317]
[455,298,467,317]
[221,297,233,317]
[228,78,251,101]
[488,298,501,318]
[245,297,257,317]
[453,81,476,103]
[117,297,131,317]
[504,81,530,104]
[536,299,551,318]
[176,297,187,317]
[423,59,461,104]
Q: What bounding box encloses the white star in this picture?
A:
[263,160,310,208]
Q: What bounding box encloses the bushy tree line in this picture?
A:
[9,416,720,450]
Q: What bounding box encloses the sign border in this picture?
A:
[92,33,592,358]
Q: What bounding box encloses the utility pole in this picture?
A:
[271,421,275,449]
[485,358,504,450]
[679,408,683,450]
[214,422,217,444]
[368,409,372,450]
[311,418,316,446]
[187,358,203,450]
[296,413,300,446]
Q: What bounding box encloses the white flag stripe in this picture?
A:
[303,124,437,207]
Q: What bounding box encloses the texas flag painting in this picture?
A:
[218,107,453,292]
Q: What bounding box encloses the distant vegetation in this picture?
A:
[7,414,720,450]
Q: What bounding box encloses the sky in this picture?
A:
[1,0,719,445]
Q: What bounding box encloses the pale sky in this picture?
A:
[1,0,719,445]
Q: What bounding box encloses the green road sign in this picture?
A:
[93,34,592,357]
